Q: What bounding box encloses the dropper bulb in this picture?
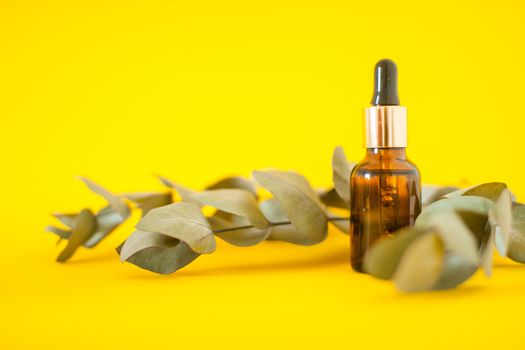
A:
[371,59,400,106]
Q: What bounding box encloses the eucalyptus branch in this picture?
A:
[45,146,525,293]
[213,216,350,234]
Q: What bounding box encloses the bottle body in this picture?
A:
[350,148,421,272]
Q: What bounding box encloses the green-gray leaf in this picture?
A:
[136,202,215,254]
[367,211,480,291]
[393,232,444,292]
[45,226,71,240]
[83,206,126,248]
[506,203,525,263]
[266,171,325,208]
[325,210,349,234]
[462,182,508,202]
[52,213,77,228]
[208,211,270,246]
[124,192,173,216]
[422,185,459,206]
[158,176,201,205]
[426,212,479,289]
[79,177,130,218]
[332,146,356,205]
[192,189,269,229]
[456,210,490,248]
[329,217,349,234]
[259,199,304,243]
[319,188,349,209]
[254,171,327,245]
[431,254,478,290]
[489,188,513,256]
[444,182,507,202]
[56,209,97,262]
[479,226,495,277]
[206,176,257,197]
[489,191,525,264]
[363,226,426,279]
[416,196,494,228]
[429,212,479,266]
[119,230,200,274]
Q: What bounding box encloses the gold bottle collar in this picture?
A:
[364,106,407,148]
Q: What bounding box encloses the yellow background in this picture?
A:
[2,0,525,349]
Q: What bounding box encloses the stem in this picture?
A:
[212,216,350,234]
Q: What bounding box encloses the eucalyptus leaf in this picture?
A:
[416,196,494,228]
[266,171,326,208]
[52,213,77,228]
[119,230,200,274]
[192,189,269,229]
[158,176,201,205]
[431,254,478,290]
[456,210,490,247]
[429,212,479,266]
[426,212,480,289]
[319,188,348,209]
[206,176,257,197]
[259,198,288,223]
[79,177,131,218]
[393,233,444,292]
[56,209,97,262]
[416,196,492,281]
[124,192,173,216]
[136,202,216,254]
[479,227,495,277]
[329,217,349,234]
[332,146,356,205]
[422,185,459,206]
[49,207,126,248]
[193,188,271,246]
[506,203,525,263]
[267,225,306,243]
[489,188,513,256]
[462,182,508,202]
[208,211,270,246]
[45,226,71,240]
[254,171,327,245]
[363,226,426,279]
[83,206,126,248]
[325,210,349,234]
[259,198,305,243]
[488,194,525,263]
[442,186,473,199]
[443,182,508,202]
[367,211,480,291]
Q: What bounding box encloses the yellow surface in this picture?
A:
[2,0,525,349]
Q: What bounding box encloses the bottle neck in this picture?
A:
[365,147,407,160]
[364,106,407,148]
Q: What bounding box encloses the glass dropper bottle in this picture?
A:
[350,59,421,272]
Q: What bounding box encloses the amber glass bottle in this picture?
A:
[350,59,421,272]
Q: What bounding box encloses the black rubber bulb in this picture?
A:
[371,59,400,106]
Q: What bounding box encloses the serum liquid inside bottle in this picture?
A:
[350,59,421,272]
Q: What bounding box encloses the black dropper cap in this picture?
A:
[371,59,400,106]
